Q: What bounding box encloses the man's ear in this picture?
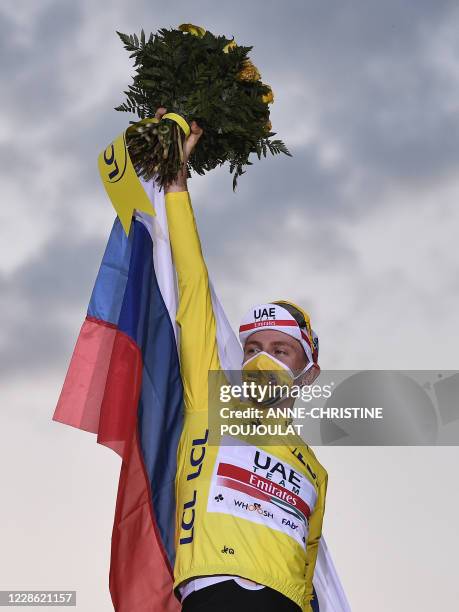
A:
[299,363,320,387]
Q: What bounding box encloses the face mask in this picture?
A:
[241,351,314,407]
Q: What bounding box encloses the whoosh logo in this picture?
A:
[233,499,274,518]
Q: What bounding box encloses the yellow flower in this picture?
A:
[237,59,261,82]
[264,120,272,133]
[178,23,206,37]
[223,39,237,53]
[261,85,274,104]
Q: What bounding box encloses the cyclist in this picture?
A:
[158,108,327,612]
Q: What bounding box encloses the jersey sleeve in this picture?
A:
[165,190,221,412]
[304,469,328,610]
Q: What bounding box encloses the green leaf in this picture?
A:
[115,25,292,189]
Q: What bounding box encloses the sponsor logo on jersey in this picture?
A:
[282,518,299,531]
[179,429,208,545]
[233,499,274,519]
[221,545,235,555]
[207,439,316,547]
[217,462,310,524]
[252,451,302,490]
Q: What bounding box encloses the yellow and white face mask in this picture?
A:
[241,351,314,407]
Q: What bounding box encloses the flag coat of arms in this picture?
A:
[53,178,351,612]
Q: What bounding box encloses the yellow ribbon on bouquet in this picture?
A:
[162,112,190,137]
[98,114,190,236]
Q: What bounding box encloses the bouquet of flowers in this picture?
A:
[116,23,292,190]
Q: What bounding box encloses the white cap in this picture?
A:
[239,302,318,364]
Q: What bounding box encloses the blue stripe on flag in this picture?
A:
[88,218,132,324]
[116,219,184,566]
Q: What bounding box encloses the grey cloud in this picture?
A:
[226,0,459,185]
[1,2,84,120]
[193,144,357,267]
[0,232,106,377]
[2,0,459,379]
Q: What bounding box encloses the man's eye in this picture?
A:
[274,349,287,356]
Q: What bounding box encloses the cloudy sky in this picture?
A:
[1,1,458,610]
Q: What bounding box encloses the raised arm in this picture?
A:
[157,108,221,412]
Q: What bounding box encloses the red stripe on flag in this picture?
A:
[217,463,310,518]
[53,316,143,459]
[53,317,117,435]
[97,328,142,459]
[86,314,118,330]
[109,427,180,612]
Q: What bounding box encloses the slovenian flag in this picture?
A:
[53,179,351,612]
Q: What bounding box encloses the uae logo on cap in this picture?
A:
[253,306,276,321]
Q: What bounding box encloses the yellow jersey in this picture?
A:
[165,190,328,612]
